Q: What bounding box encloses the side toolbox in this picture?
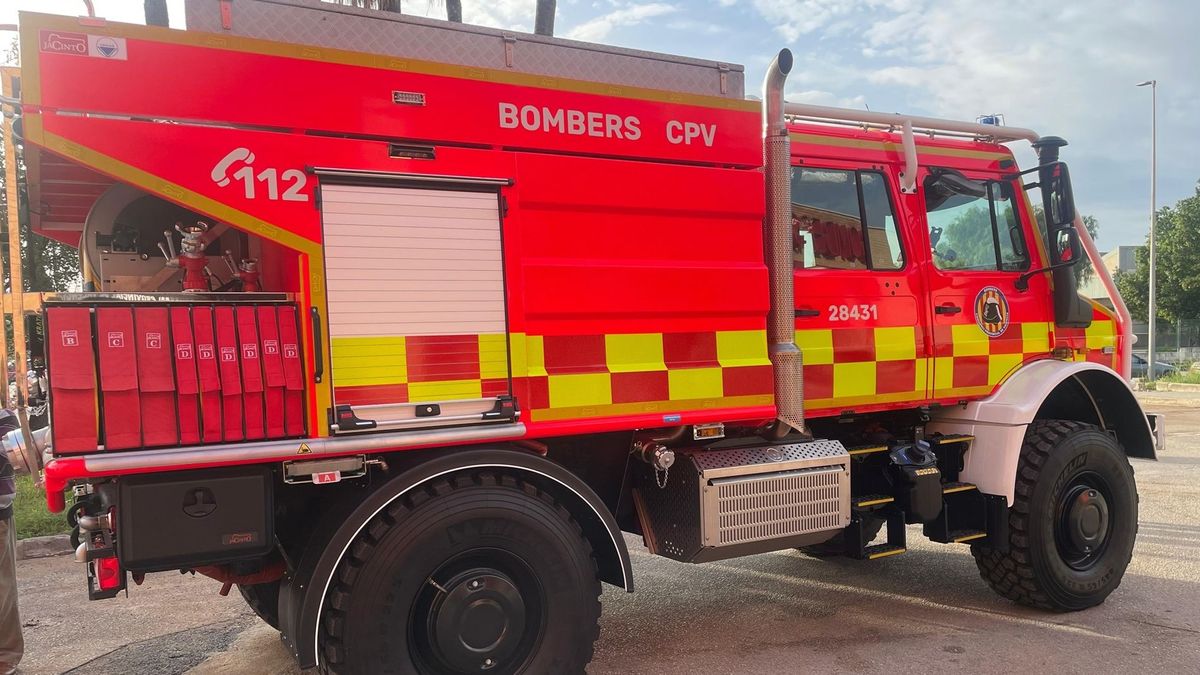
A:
[117,466,274,572]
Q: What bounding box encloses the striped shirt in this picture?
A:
[0,450,12,520]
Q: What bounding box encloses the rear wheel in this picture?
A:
[973,419,1138,611]
[320,472,602,674]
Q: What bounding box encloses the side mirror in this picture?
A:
[1053,225,1083,265]
[1016,225,1083,291]
[1041,161,1076,227]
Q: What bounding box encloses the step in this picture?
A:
[949,529,988,544]
[928,434,975,446]
[863,543,907,560]
[942,481,978,495]
[853,494,895,509]
[846,444,889,457]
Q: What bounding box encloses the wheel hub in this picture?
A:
[428,569,527,672]
[1055,474,1113,571]
[1065,487,1109,553]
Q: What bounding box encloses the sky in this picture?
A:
[3,0,1197,249]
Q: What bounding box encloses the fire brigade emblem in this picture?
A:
[974,286,1010,337]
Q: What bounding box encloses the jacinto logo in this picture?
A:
[40,31,88,55]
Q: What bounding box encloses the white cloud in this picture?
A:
[461,0,538,31]
[737,0,1199,246]
[564,2,678,41]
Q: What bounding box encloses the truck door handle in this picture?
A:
[935,304,962,315]
[795,309,821,318]
[310,306,324,383]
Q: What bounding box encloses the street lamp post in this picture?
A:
[1137,79,1157,380]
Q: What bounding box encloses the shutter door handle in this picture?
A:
[795,308,821,318]
[935,304,962,315]
[310,307,325,383]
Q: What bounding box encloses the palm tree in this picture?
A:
[534,0,555,35]
[446,0,462,23]
[144,0,169,27]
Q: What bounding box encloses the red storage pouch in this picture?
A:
[134,307,178,447]
[95,307,141,450]
[258,306,287,439]
[214,306,244,442]
[192,306,223,443]
[170,307,201,445]
[45,307,98,453]
[278,305,306,437]
[237,306,265,440]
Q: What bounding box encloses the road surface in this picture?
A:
[15,394,1200,673]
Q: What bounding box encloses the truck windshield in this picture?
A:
[925,179,1027,272]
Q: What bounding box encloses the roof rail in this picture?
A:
[783,101,1040,194]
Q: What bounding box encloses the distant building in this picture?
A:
[1081,245,1141,305]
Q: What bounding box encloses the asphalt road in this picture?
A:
[14,393,1200,674]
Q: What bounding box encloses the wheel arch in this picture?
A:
[278,447,632,670]
[929,359,1155,503]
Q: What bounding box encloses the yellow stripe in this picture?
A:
[18,12,758,113]
[605,333,666,373]
[407,379,484,401]
[953,532,987,543]
[942,485,977,494]
[868,547,906,560]
[848,445,889,456]
[856,497,894,507]
[715,329,769,367]
[530,393,773,422]
[478,333,510,380]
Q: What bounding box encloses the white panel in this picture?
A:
[321,185,506,337]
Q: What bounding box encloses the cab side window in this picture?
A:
[791,168,905,271]
[925,175,1029,272]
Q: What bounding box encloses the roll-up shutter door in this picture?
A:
[321,184,510,426]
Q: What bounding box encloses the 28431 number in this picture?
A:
[828,304,878,321]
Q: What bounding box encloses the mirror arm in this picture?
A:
[1015,255,1083,292]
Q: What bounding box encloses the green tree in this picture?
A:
[144,0,169,26]
[1115,181,1200,323]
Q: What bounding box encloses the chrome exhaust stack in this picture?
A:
[762,49,806,439]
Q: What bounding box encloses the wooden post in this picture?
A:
[2,68,26,409]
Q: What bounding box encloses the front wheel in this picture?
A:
[973,419,1138,611]
[319,472,602,674]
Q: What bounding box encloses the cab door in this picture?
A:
[791,162,930,415]
[920,169,1054,402]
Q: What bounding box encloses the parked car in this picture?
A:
[1131,353,1178,379]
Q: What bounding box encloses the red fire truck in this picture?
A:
[2,1,1162,672]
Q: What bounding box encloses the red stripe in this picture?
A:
[611,370,670,404]
[662,332,719,368]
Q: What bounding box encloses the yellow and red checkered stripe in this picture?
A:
[512,330,774,422]
[797,325,928,411]
[331,316,1118,419]
[332,333,510,406]
[930,322,1051,399]
[796,318,1118,411]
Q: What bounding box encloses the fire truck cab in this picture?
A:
[1,1,1162,673]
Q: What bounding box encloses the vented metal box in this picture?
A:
[636,441,850,563]
[184,0,743,99]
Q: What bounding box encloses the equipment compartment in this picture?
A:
[44,295,306,454]
[117,465,274,572]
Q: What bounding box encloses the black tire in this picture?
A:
[800,518,883,558]
[238,580,281,630]
[972,419,1138,611]
[320,471,602,675]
